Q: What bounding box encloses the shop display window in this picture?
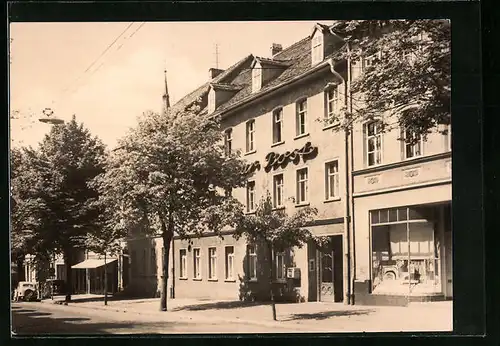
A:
[370,206,442,295]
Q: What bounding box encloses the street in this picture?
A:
[11,302,296,335]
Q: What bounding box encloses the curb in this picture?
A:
[38,299,316,331]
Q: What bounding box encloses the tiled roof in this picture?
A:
[172,22,343,116]
[170,54,254,114]
[210,83,243,92]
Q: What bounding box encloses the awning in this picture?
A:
[71,258,117,269]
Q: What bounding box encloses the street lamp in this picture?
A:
[38,108,64,125]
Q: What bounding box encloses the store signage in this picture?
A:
[264,142,318,172]
[242,161,261,175]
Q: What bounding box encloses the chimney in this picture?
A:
[209,68,224,80]
[271,43,283,57]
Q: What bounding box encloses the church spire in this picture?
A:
[162,67,170,113]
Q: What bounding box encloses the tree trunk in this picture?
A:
[268,242,277,321]
[160,215,174,311]
[64,251,72,303]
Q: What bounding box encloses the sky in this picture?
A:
[9,21,325,149]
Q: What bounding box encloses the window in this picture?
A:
[273,174,284,208]
[247,245,257,280]
[325,87,339,125]
[366,121,382,166]
[276,252,286,280]
[208,247,217,279]
[311,34,323,65]
[193,248,201,279]
[246,181,256,212]
[224,128,232,156]
[296,168,308,204]
[272,108,283,144]
[325,161,340,200]
[403,128,423,159]
[208,90,215,113]
[150,248,156,275]
[362,54,376,72]
[225,246,234,280]
[246,120,255,152]
[252,66,261,93]
[296,99,307,136]
[179,249,187,278]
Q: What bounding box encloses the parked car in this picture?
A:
[42,279,66,298]
[13,281,38,302]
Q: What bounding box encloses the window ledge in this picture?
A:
[193,278,202,281]
[323,123,340,131]
[179,277,188,281]
[244,150,257,156]
[324,197,341,203]
[246,278,258,283]
[272,206,285,211]
[208,278,218,282]
[245,211,256,215]
[271,141,285,148]
[224,279,236,283]
[295,202,310,208]
[294,133,310,141]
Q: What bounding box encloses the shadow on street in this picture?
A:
[11,305,181,335]
[284,309,375,321]
[172,300,268,312]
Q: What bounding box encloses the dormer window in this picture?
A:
[208,89,216,113]
[252,65,262,93]
[311,34,324,65]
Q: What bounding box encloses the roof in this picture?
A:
[172,22,344,117]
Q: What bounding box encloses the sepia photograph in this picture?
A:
[9,19,452,335]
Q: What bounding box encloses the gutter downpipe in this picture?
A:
[327,56,351,305]
[347,41,357,305]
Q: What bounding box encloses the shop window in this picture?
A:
[296,99,308,136]
[193,248,201,279]
[208,247,217,280]
[273,174,284,208]
[247,245,257,280]
[370,206,441,296]
[179,249,187,279]
[365,121,382,166]
[296,168,309,204]
[225,246,234,280]
[246,181,256,212]
[325,160,340,200]
[273,108,283,144]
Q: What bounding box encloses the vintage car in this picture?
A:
[13,281,38,302]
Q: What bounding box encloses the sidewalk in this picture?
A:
[39,294,453,333]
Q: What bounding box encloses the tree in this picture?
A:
[93,106,247,311]
[232,193,318,321]
[11,116,107,302]
[330,20,451,142]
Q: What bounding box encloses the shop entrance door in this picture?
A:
[319,235,344,302]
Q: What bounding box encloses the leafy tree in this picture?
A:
[94,107,247,311]
[330,20,451,142]
[232,193,318,321]
[10,116,107,302]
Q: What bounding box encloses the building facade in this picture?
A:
[126,21,452,306]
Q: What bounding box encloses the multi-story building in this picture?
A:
[126,21,452,306]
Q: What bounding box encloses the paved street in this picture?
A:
[11,302,298,335]
[11,296,453,335]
